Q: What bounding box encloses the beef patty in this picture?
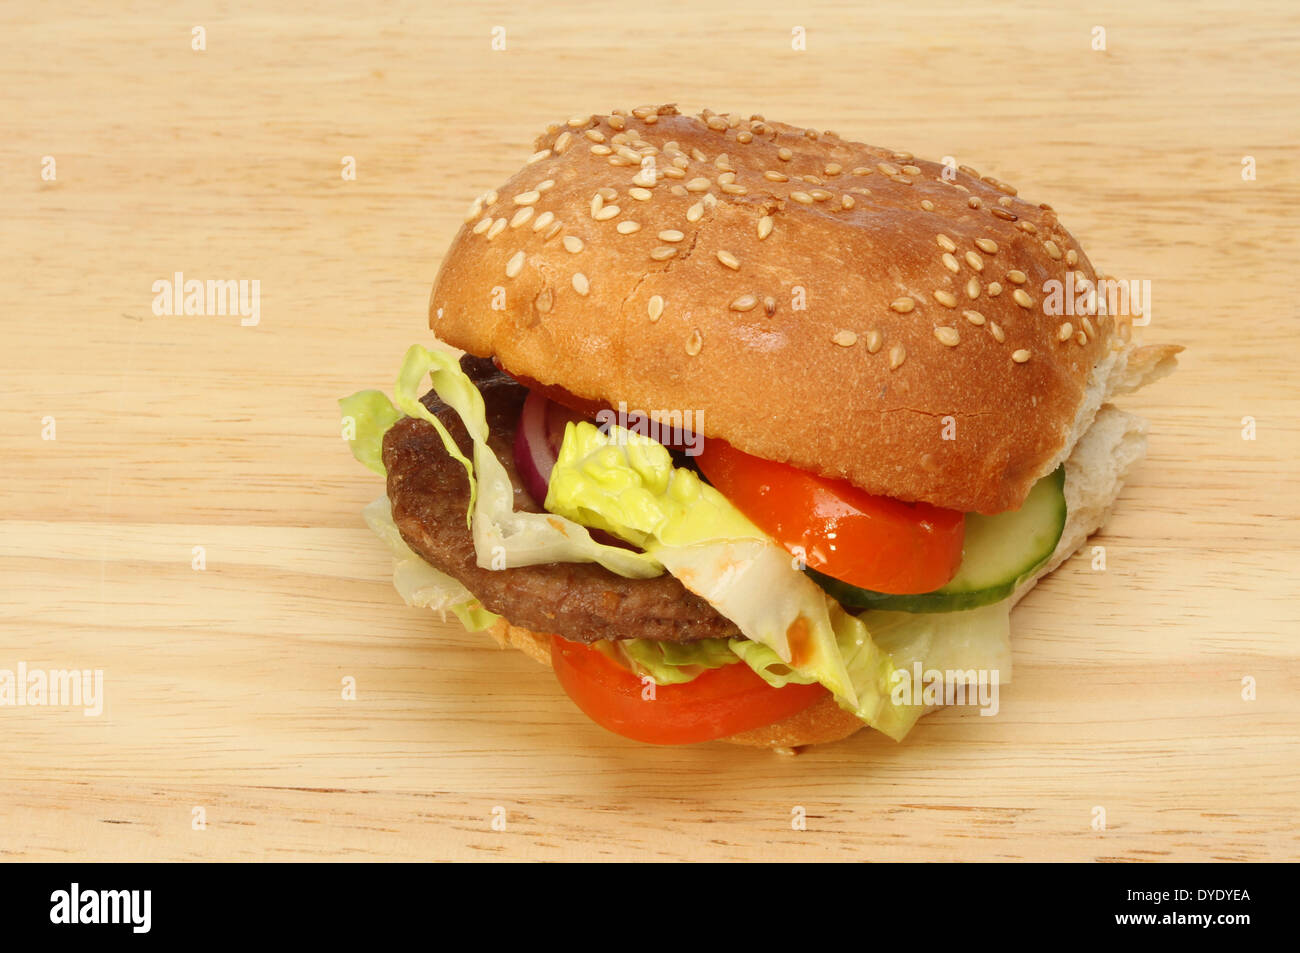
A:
[382,355,743,644]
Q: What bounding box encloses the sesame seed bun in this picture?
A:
[431,104,1129,513]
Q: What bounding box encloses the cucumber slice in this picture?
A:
[808,466,1066,613]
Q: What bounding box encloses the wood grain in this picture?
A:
[2,0,1298,862]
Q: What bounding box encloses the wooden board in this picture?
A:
[2,0,1297,862]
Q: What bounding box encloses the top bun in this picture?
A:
[430,104,1120,513]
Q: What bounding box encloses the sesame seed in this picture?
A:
[597,186,617,200]
[486,218,506,240]
[505,251,525,278]
[687,202,705,222]
[851,166,873,176]
[942,253,960,273]
[554,131,573,153]
[990,207,1017,221]
[966,276,981,299]
[731,294,758,312]
[737,130,753,144]
[562,236,584,253]
[778,147,793,161]
[790,191,814,204]
[567,115,590,128]
[865,330,883,353]
[509,207,534,228]
[921,200,935,211]
[706,116,728,131]
[937,234,957,252]
[963,309,986,326]
[527,149,550,164]
[721,183,748,195]
[690,147,707,162]
[593,204,620,221]
[590,144,613,156]
[1011,349,1031,363]
[608,115,626,130]
[1017,221,1037,234]
[1075,329,1088,345]
[877,162,901,176]
[544,222,563,241]
[629,187,652,201]
[965,251,984,272]
[685,329,703,355]
[648,295,664,322]
[650,246,678,261]
[893,151,914,161]
[1044,240,1062,260]
[890,297,915,314]
[717,171,737,185]
[764,170,790,182]
[1058,322,1074,341]
[1013,289,1034,308]
[990,322,1005,342]
[889,344,907,370]
[685,177,711,192]
[663,167,685,179]
[472,215,492,235]
[585,129,606,143]
[1083,317,1096,337]
[934,289,958,308]
[968,196,983,209]
[987,282,1003,297]
[716,250,740,270]
[465,198,484,222]
[841,195,855,210]
[833,330,858,347]
[658,229,684,242]
[757,215,774,239]
[934,326,960,347]
[824,163,843,176]
[975,238,998,254]
[1007,270,1027,284]
[572,272,590,295]
[617,221,641,234]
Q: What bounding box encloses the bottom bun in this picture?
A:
[482,394,1160,750]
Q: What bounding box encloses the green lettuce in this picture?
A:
[547,420,870,710]
[340,345,663,579]
[340,389,404,476]
[363,496,500,631]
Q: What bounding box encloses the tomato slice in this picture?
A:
[551,636,827,745]
[696,440,965,595]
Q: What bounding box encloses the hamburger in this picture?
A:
[340,104,1180,750]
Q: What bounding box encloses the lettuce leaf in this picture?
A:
[602,638,738,685]
[363,496,500,631]
[339,389,404,476]
[341,345,664,579]
[547,420,863,709]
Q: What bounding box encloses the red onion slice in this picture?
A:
[514,389,557,506]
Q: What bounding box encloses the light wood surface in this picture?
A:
[3,0,1298,862]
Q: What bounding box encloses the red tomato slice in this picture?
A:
[551,636,827,745]
[696,440,965,594]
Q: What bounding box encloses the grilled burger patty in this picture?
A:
[382,355,744,644]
